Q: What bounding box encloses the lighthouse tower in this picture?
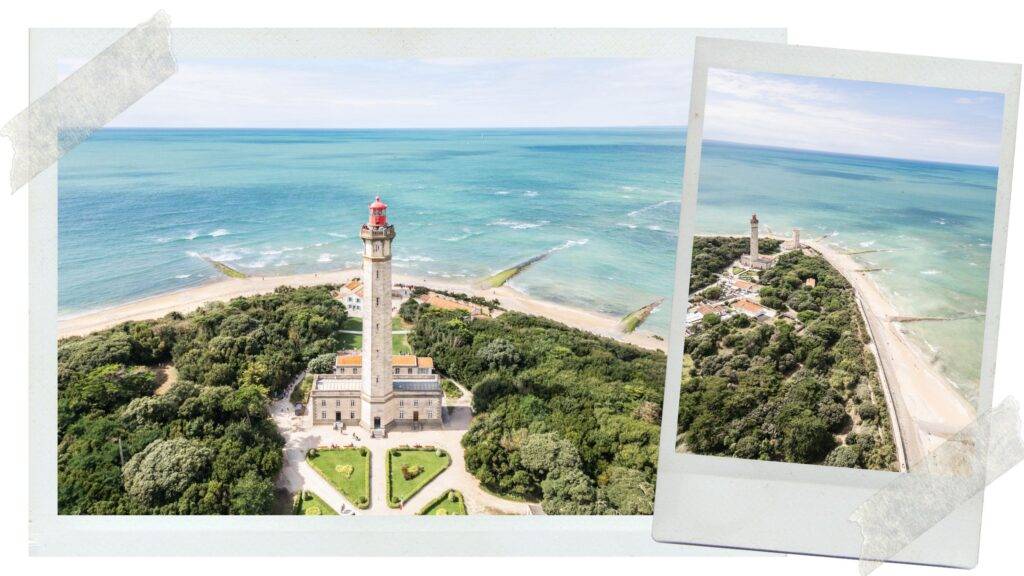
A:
[359,196,396,431]
[749,213,760,260]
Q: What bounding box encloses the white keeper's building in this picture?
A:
[308,197,443,432]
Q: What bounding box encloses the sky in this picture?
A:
[703,69,1005,166]
[64,58,692,130]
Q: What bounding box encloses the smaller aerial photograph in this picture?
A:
[677,69,1004,473]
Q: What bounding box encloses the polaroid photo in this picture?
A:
[652,38,1020,567]
[28,28,787,554]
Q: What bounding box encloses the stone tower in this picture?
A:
[749,213,760,260]
[360,196,396,431]
[792,227,801,249]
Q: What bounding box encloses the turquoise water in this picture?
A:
[58,129,997,396]
[697,141,998,396]
[58,128,688,336]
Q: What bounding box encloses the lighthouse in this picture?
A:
[749,213,760,260]
[740,212,774,270]
[360,196,397,431]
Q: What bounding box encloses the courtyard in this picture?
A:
[271,376,531,516]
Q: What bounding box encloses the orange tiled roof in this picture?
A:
[343,278,362,292]
[335,353,434,369]
[421,293,478,312]
[732,298,771,315]
[336,354,362,366]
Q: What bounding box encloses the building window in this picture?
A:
[350,399,355,407]
[407,368,413,374]
[399,411,405,419]
[427,399,432,406]
[321,412,326,419]
[350,412,355,419]
[336,400,340,407]
[399,400,404,407]
[413,400,419,407]
[320,400,325,407]
[427,411,433,419]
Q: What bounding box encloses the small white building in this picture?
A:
[338,278,364,314]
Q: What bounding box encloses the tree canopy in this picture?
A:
[410,308,665,514]
[58,285,349,514]
[678,247,897,470]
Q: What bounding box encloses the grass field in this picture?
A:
[290,374,313,404]
[296,490,338,515]
[338,317,412,354]
[419,489,467,515]
[441,379,463,399]
[307,448,371,509]
[387,448,451,507]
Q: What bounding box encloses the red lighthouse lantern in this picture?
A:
[368,196,388,227]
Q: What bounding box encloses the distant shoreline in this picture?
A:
[57,268,667,353]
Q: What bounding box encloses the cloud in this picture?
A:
[60,58,691,129]
[703,69,1002,166]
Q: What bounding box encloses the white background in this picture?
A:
[1,1,1021,574]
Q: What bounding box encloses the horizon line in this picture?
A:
[89,126,999,169]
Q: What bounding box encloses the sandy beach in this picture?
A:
[58,269,667,353]
[804,238,976,469]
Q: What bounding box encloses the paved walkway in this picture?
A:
[271,377,530,515]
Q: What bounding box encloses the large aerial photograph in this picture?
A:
[56,57,690,515]
[677,69,1003,472]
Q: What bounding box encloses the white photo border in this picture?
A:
[652,37,1020,568]
[27,27,788,555]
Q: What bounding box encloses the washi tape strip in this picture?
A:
[851,396,1024,574]
[1,11,176,192]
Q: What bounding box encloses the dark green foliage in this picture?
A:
[307,352,337,374]
[399,297,422,323]
[410,308,664,514]
[57,285,347,514]
[689,236,781,293]
[678,247,897,470]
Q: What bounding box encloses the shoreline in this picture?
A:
[802,237,976,467]
[58,269,667,353]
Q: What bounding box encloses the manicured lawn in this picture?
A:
[307,448,371,509]
[289,374,313,404]
[392,333,413,354]
[441,379,463,399]
[338,317,411,354]
[296,490,338,515]
[419,489,467,515]
[387,448,451,507]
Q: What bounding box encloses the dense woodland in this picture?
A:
[679,248,897,470]
[689,236,781,293]
[405,302,664,515]
[57,286,349,514]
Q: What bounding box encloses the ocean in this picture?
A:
[58,128,997,398]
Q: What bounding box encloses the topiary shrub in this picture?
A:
[401,464,423,481]
[359,447,368,457]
